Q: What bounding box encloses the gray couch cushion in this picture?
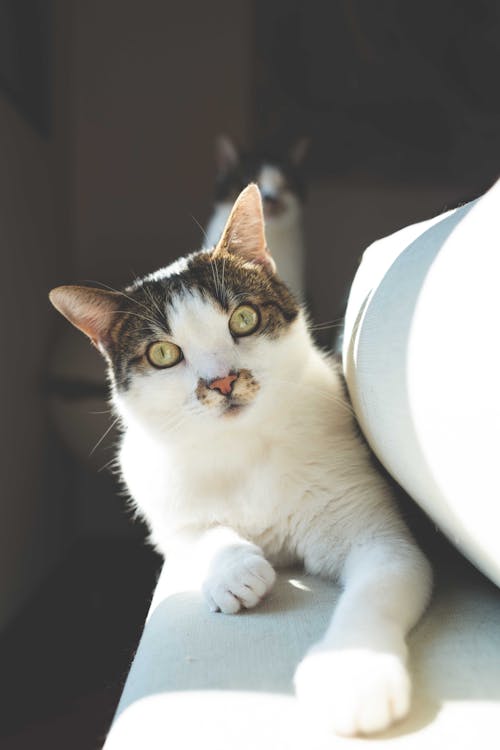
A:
[104,563,500,748]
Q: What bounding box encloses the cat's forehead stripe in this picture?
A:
[128,251,299,328]
[143,256,190,283]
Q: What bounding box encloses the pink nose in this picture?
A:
[208,373,237,395]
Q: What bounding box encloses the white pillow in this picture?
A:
[343,180,500,587]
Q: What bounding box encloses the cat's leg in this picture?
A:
[294,539,432,736]
[165,526,276,615]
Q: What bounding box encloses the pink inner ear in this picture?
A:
[213,184,276,274]
[78,310,111,345]
[49,285,122,347]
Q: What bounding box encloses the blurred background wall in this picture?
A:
[0,0,72,631]
[73,1,253,284]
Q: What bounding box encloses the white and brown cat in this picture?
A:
[50,185,432,737]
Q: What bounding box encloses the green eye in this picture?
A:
[147,341,183,368]
[229,304,260,337]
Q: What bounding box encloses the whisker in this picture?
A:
[228,291,251,306]
[83,279,154,318]
[112,310,164,328]
[190,213,209,244]
[160,413,190,435]
[214,257,222,302]
[89,416,121,456]
[310,323,344,331]
[98,457,120,473]
[221,253,227,301]
[142,284,166,324]
[310,318,344,331]
[209,257,219,301]
[210,257,224,304]
[269,376,355,417]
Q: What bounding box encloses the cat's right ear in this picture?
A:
[215,134,239,174]
[49,286,122,352]
[213,184,276,274]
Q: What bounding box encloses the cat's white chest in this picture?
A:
[176,439,291,531]
[120,424,301,558]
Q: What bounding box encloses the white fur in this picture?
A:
[113,290,432,737]
[205,166,305,300]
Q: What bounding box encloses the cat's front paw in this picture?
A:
[202,546,276,614]
[294,647,410,736]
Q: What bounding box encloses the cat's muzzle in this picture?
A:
[196,369,260,415]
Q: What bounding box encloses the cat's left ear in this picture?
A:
[213,184,276,274]
[49,285,123,352]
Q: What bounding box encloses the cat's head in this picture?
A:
[49,185,310,438]
[213,135,309,224]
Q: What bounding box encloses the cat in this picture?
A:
[205,135,308,300]
[49,184,432,737]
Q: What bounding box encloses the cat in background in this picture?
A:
[205,135,309,300]
[50,184,432,737]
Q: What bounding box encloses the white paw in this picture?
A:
[294,647,410,736]
[202,547,276,614]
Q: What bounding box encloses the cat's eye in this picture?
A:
[147,341,183,369]
[229,304,260,337]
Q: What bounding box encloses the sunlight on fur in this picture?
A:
[288,578,312,592]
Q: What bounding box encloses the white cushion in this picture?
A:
[343,180,500,587]
[104,564,500,749]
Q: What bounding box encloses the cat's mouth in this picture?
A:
[223,402,246,417]
[197,368,259,417]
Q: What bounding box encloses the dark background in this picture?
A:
[1,1,499,747]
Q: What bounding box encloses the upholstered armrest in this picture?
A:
[104,562,500,749]
[343,180,500,587]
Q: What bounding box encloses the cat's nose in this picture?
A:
[207,373,238,395]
